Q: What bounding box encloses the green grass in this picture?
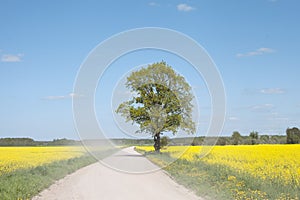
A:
[136,148,300,200]
[0,150,115,200]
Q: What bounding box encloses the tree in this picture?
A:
[249,131,259,145]
[0,138,36,146]
[160,136,170,149]
[232,131,241,145]
[286,127,300,144]
[216,137,228,146]
[116,61,196,152]
[260,135,270,144]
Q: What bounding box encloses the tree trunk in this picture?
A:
[153,133,161,152]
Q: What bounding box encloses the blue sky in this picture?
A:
[0,0,299,140]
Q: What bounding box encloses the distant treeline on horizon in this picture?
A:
[1,127,300,146]
[0,138,80,146]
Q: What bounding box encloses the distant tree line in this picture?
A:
[214,133,286,146]
[115,128,300,146]
[208,127,300,146]
[1,127,299,146]
[187,135,286,146]
[0,138,80,146]
[0,138,36,146]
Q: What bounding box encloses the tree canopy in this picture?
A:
[116,61,196,151]
[232,131,242,145]
[286,127,300,144]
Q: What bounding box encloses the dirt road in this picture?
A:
[33,147,202,200]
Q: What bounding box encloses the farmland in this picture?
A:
[136,145,300,200]
[1,144,299,199]
[0,146,86,175]
[0,146,98,200]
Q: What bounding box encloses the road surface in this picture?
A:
[33,147,202,200]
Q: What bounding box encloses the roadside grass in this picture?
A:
[0,149,115,200]
[136,147,300,200]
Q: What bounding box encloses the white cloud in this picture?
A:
[258,47,275,53]
[250,104,275,112]
[236,47,275,57]
[1,54,23,62]
[268,117,289,121]
[149,2,160,6]
[229,117,239,121]
[43,95,66,100]
[177,3,195,12]
[270,112,278,116]
[260,88,286,94]
[42,93,84,100]
[242,88,258,95]
[243,88,286,95]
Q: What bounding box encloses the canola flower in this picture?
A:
[0,146,86,175]
[136,145,300,186]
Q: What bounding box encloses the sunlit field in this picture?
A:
[136,145,300,199]
[0,146,86,176]
[0,146,100,200]
[164,145,300,186]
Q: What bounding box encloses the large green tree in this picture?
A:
[249,131,259,145]
[286,127,300,144]
[232,131,241,145]
[116,61,195,152]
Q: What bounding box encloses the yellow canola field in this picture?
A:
[136,145,300,186]
[0,146,86,176]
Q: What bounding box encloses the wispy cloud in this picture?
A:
[242,88,258,95]
[229,116,239,121]
[177,3,195,12]
[242,88,286,95]
[148,2,160,6]
[1,54,23,62]
[250,104,275,112]
[270,112,279,116]
[268,117,289,121]
[42,93,84,100]
[236,47,275,57]
[260,88,286,94]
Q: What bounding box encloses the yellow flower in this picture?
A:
[0,146,86,175]
[137,144,300,187]
[228,175,237,181]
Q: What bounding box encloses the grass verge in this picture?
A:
[136,148,300,200]
[0,150,115,200]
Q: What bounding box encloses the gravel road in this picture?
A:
[32,147,202,200]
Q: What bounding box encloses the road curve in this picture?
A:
[33,147,202,200]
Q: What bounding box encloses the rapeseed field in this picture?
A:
[136,145,300,199]
[0,146,86,175]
